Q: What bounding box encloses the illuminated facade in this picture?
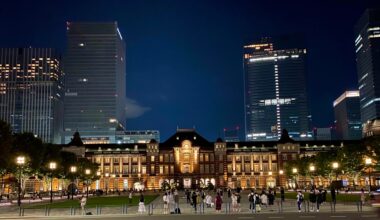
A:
[63,22,126,144]
[244,39,311,141]
[333,91,362,140]
[355,9,380,137]
[0,48,63,143]
[81,129,350,190]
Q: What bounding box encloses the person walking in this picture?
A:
[331,187,336,204]
[254,192,261,212]
[186,189,191,204]
[316,189,323,212]
[163,192,169,214]
[215,192,222,213]
[236,193,241,212]
[296,191,304,212]
[309,189,316,212]
[192,191,198,213]
[360,188,366,205]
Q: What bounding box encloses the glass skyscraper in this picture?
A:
[63,22,126,144]
[355,9,380,137]
[333,91,362,140]
[0,48,64,143]
[244,39,311,141]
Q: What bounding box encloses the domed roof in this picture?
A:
[149,139,158,144]
[216,137,223,142]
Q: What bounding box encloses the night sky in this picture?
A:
[1,0,380,141]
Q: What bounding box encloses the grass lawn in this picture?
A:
[25,195,158,209]
[275,192,363,202]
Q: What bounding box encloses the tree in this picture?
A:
[0,120,13,196]
[12,133,46,174]
[337,142,366,187]
[0,120,13,171]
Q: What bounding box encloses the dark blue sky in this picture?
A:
[1,0,380,141]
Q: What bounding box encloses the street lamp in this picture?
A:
[292,168,298,189]
[309,165,316,187]
[16,156,25,207]
[105,172,109,195]
[365,158,372,191]
[85,169,91,198]
[48,162,57,203]
[278,170,284,188]
[70,166,77,200]
[332,162,339,180]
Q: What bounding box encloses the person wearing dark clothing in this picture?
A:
[268,191,275,205]
[322,190,327,203]
[331,188,336,204]
[186,190,191,204]
[192,192,197,212]
[309,189,317,212]
[316,190,323,212]
[280,187,285,202]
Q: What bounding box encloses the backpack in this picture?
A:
[249,194,254,202]
[299,194,304,202]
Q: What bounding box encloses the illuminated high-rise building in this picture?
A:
[354,9,380,137]
[333,91,361,140]
[63,22,126,144]
[0,48,64,143]
[243,38,311,141]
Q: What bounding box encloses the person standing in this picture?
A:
[296,191,304,212]
[260,192,268,208]
[360,188,366,205]
[163,192,169,214]
[280,187,285,202]
[309,189,316,212]
[138,193,146,214]
[215,192,222,213]
[248,190,255,211]
[192,191,198,212]
[129,191,133,204]
[231,193,237,212]
[80,195,87,215]
[174,190,180,213]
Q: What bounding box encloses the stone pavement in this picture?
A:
[0,190,376,218]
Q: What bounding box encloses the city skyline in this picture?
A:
[1,0,380,141]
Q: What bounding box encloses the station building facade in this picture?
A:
[75,128,351,191]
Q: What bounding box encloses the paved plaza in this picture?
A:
[0,191,378,219]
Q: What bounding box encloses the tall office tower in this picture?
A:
[244,38,311,141]
[355,9,380,137]
[63,22,126,144]
[0,48,64,143]
[333,91,362,140]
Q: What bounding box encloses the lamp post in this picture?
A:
[365,158,372,191]
[48,162,57,203]
[16,156,25,207]
[292,168,298,189]
[332,162,339,181]
[309,165,316,187]
[85,169,91,198]
[279,170,284,188]
[105,172,109,195]
[70,166,77,200]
